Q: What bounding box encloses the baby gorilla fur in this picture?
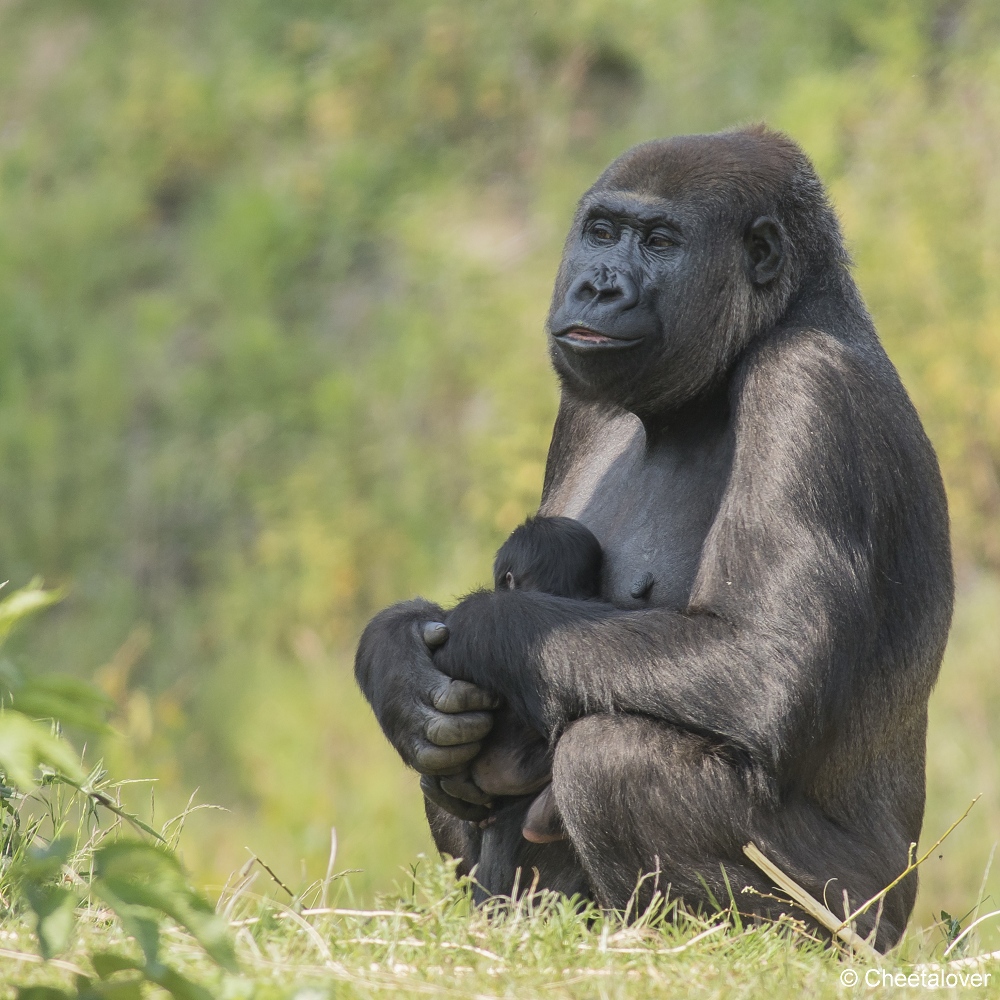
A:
[473,516,603,843]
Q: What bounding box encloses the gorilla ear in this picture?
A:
[744,217,784,286]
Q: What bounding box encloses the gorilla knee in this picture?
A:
[552,715,632,808]
[552,715,696,852]
[554,716,749,870]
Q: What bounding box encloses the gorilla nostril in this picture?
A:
[593,273,622,298]
[573,272,624,304]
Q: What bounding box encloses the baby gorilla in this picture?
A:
[473,516,603,843]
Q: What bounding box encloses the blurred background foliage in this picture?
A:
[0,0,998,933]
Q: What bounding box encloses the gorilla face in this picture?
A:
[547,143,789,421]
[549,189,697,353]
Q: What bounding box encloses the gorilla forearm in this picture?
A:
[433,587,842,772]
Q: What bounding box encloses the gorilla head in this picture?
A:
[547,126,850,420]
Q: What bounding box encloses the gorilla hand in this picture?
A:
[421,773,494,824]
[354,599,499,777]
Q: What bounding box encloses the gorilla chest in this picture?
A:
[543,417,732,610]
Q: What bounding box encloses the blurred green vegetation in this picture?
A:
[0,0,997,937]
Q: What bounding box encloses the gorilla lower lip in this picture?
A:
[556,328,639,349]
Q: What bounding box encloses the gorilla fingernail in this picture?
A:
[422,621,449,648]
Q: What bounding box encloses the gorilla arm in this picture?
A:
[432,576,849,780]
[433,330,916,779]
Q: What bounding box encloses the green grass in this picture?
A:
[1,856,998,999]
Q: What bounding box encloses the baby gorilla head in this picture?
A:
[493,516,603,599]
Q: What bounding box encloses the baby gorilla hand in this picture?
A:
[420,773,493,824]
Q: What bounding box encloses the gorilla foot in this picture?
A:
[522,784,566,843]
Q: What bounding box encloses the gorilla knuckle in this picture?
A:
[432,678,498,713]
[412,740,481,775]
[421,621,450,649]
[426,711,493,747]
[439,774,493,806]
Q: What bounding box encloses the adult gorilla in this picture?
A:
[355,126,952,951]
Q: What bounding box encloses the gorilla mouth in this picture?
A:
[555,326,642,350]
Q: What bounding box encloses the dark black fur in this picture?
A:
[355,126,953,949]
[471,517,604,854]
[494,515,603,597]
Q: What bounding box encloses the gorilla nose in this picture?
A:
[570,266,638,312]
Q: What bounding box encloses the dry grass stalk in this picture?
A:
[837,795,981,932]
[742,842,880,960]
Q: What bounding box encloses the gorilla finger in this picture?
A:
[439,773,493,806]
[425,711,493,747]
[420,775,491,823]
[412,741,481,775]
[421,621,450,649]
[432,678,500,713]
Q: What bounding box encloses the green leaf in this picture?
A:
[16,989,74,1000]
[13,676,114,734]
[90,882,161,966]
[81,979,144,1000]
[90,952,144,979]
[13,839,80,959]
[0,581,62,645]
[93,842,238,972]
[26,884,78,959]
[0,711,86,788]
[145,964,215,1000]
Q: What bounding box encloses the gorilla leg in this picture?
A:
[473,799,590,904]
[424,799,481,879]
[552,715,914,951]
[424,797,589,904]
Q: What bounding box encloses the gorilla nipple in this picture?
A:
[630,572,654,600]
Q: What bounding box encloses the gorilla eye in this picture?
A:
[647,232,677,249]
[588,221,616,243]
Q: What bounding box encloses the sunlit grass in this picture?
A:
[2,855,999,999]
